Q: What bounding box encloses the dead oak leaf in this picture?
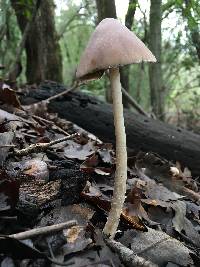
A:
[64,140,95,160]
[0,84,21,109]
[80,154,112,175]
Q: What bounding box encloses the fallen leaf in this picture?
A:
[144,181,183,202]
[80,154,112,175]
[0,84,21,109]
[120,228,195,267]
[0,169,20,211]
[0,236,47,259]
[0,132,14,163]
[172,200,200,247]
[97,143,114,164]
[64,140,95,160]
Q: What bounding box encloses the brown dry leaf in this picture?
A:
[97,143,114,164]
[0,169,20,210]
[120,228,195,267]
[81,182,111,212]
[80,154,112,175]
[64,140,96,160]
[23,101,48,117]
[121,210,147,231]
[122,187,150,230]
[0,109,23,131]
[0,84,21,108]
[176,162,198,191]
[172,200,200,247]
[0,132,14,163]
[186,201,200,221]
[144,180,183,202]
[83,184,149,230]
[22,159,49,182]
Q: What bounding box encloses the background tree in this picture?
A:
[120,0,137,107]
[149,0,164,119]
[95,0,117,103]
[95,0,117,23]
[10,0,63,84]
[0,0,199,132]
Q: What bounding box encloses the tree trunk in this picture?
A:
[95,0,117,23]
[21,82,200,177]
[11,0,63,84]
[149,0,164,119]
[95,0,117,103]
[120,0,137,107]
[95,0,137,107]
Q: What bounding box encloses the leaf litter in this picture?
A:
[0,81,199,266]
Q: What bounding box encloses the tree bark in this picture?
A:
[20,82,200,177]
[11,0,63,84]
[8,0,41,82]
[95,0,117,104]
[95,0,117,23]
[95,0,137,108]
[120,0,137,107]
[149,0,164,119]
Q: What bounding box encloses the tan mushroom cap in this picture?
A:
[76,18,156,81]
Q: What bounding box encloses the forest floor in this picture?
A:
[0,81,200,267]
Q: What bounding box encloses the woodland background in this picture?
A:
[0,1,200,266]
[0,0,199,131]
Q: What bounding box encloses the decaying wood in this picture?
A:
[20,82,200,176]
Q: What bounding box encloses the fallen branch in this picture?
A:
[13,133,78,156]
[41,81,80,103]
[8,220,77,240]
[35,81,148,118]
[105,237,158,267]
[121,87,149,117]
[32,114,70,136]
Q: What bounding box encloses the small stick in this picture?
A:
[105,237,158,267]
[9,220,77,240]
[13,133,78,156]
[32,114,70,136]
[38,81,80,105]
[0,216,17,221]
[121,87,149,117]
[0,144,16,148]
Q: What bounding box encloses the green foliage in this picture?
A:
[0,1,24,78]
[55,0,96,85]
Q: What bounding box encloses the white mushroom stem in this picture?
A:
[103,67,127,239]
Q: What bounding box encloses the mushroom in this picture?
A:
[76,18,156,238]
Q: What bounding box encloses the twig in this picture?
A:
[32,115,70,136]
[0,144,16,148]
[38,81,80,105]
[104,237,158,267]
[8,220,77,240]
[0,216,17,221]
[121,87,149,117]
[13,133,78,156]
